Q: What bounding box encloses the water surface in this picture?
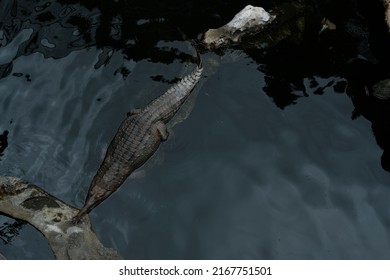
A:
[1,0,389,259]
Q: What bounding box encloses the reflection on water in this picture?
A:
[0,0,390,259]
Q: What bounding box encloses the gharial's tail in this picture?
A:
[177,28,202,69]
[194,44,202,69]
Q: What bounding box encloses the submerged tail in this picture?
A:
[177,27,202,69]
[195,45,202,69]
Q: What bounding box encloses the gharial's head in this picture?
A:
[72,183,114,224]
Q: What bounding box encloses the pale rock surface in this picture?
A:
[0,176,122,260]
[385,0,390,31]
[203,5,275,48]
[373,78,390,99]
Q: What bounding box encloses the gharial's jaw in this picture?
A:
[72,186,113,224]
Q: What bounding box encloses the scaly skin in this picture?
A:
[72,55,203,223]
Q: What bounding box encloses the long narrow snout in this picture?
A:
[72,185,113,224]
[71,204,90,224]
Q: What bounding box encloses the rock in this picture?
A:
[0,176,122,260]
[372,78,390,99]
[385,0,390,32]
[203,5,276,48]
[202,1,311,51]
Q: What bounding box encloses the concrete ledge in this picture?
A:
[0,176,122,260]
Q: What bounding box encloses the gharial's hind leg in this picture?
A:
[127,108,142,117]
[155,121,169,141]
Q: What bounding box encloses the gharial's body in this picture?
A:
[72,54,203,223]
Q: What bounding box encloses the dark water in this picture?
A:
[1,0,390,259]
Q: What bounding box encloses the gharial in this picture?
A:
[72,47,203,223]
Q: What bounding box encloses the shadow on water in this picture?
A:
[243,0,390,172]
[0,130,8,157]
[0,0,272,78]
[0,219,25,245]
[0,0,390,259]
